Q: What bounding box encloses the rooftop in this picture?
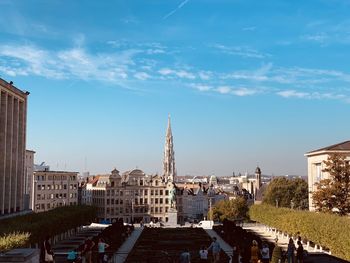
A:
[306,140,350,156]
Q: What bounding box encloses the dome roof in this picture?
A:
[129,169,145,177]
[255,166,261,174]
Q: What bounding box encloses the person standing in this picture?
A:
[250,240,260,263]
[271,239,282,263]
[296,241,304,263]
[82,238,95,263]
[207,237,221,263]
[97,238,109,263]
[43,236,54,263]
[260,242,270,263]
[287,238,296,263]
[179,248,191,263]
[199,246,208,262]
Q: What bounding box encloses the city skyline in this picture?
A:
[1,1,350,176]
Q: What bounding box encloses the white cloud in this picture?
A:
[198,71,211,80]
[158,68,195,79]
[158,68,173,75]
[0,44,141,82]
[277,90,309,98]
[216,86,231,94]
[134,72,151,80]
[277,90,347,101]
[212,44,267,59]
[175,70,195,79]
[302,32,329,43]
[146,49,165,55]
[189,83,212,92]
[232,88,257,96]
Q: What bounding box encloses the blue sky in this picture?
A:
[1,0,350,176]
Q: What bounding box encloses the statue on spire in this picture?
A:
[163,114,176,182]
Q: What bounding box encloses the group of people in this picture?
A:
[213,220,306,263]
[42,236,110,263]
[286,238,305,263]
[179,236,222,263]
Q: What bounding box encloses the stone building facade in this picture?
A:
[0,78,29,216]
[24,150,35,210]
[33,171,78,212]
[305,141,350,211]
[83,168,173,223]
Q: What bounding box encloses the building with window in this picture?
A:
[33,171,78,212]
[24,150,35,210]
[305,140,350,211]
[0,79,29,216]
[83,168,172,223]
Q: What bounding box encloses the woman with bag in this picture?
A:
[44,236,54,263]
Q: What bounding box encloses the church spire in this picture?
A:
[163,115,176,182]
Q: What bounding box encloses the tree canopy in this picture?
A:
[212,197,248,221]
[262,177,308,209]
[312,153,350,216]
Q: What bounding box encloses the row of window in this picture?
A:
[36,175,77,181]
[36,193,76,200]
[104,189,170,196]
[37,184,77,190]
[105,197,170,205]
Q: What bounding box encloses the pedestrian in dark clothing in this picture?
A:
[296,241,304,263]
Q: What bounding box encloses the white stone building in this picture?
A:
[305,140,350,211]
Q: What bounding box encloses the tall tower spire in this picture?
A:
[163,114,176,182]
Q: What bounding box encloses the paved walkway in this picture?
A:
[112,227,144,263]
[204,229,234,258]
[242,223,321,253]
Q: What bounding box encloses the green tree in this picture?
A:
[263,177,308,209]
[212,197,248,221]
[312,153,350,216]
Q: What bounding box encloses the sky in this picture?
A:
[0,0,350,176]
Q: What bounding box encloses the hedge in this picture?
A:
[0,205,96,252]
[249,204,350,261]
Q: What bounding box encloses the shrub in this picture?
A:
[249,204,350,261]
[0,232,30,252]
[0,205,96,252]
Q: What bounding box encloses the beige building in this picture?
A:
[0,79,29,216]
[24,150,35,210]
[83,168,172,223]
[305,141,350,211]
[33,171,78,212]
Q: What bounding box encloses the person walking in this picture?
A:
[199,246,208,262]
[207,237,221,263]
[97,238,109,263]
[260,242,270,263]
[250,240,260,263]
[296,241,304,263]
[287,238,296,263]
